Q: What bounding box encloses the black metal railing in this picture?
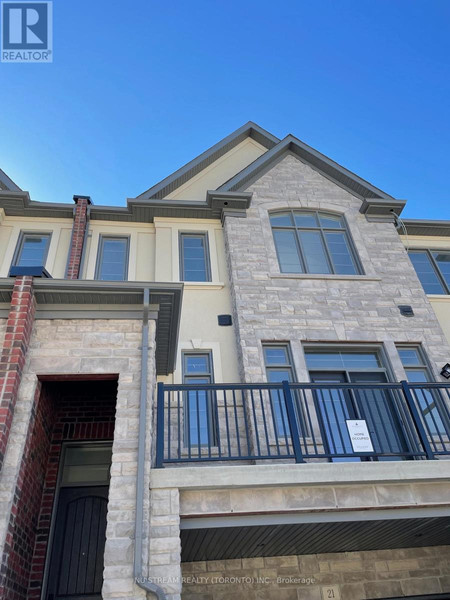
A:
[155,381,450,467]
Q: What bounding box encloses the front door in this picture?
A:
[45,444,112,600]
[45,487,108,600]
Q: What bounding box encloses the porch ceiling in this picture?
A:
[180,516,450,562]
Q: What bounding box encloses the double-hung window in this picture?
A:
[179,233,211,282]
[95,236,129,281]
[182,352,215,447]
[263,344,299,437]
[397,346,447,436]
[270,210,361,275]
[408,250,450,295]
[12,232,51,269]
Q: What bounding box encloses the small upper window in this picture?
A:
[408,250,450,295]
[270,210,361,275]
[180,233,211,282]
[13,232,51,268]
[95,236,129,281]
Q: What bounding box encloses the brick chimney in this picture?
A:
[66,195,92,279]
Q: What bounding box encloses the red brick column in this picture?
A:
[66,195,91,279]
[0,276,36,471]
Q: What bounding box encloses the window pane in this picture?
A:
[294,212,318,228]
[61,446,112,486]
[413,388,446,435]
[405,369,429,383]
[319,213,343,229]
[17,235,49,267]
[185,355,210,374]
[182,235,209,282]
[325,232,358,275]
[341,352,380,369]
[398,348,422,367]
[264,347,289,366]
[186,387,210,446]
[409,252,445,294]
[298,231,331,274]
[433,252,450,289]
[98,238,127,281]
[266,368,292,383]
[270,212,293,226]
[273,230,303,273]
[305,351,380,370]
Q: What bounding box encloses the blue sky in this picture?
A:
[0,0,449,218]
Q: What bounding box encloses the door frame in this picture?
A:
[41,441,113,600]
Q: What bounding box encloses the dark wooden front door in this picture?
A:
[45,486,108,600]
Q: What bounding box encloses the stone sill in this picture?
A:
[270,273,381,282]
[428,294,450,301]
[182,282,225,290]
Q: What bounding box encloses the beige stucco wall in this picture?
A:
[0,215,72,278]
[0,210,240,384]
[165,138,267,202]
[154,218,240,384]
[429,296,450,345]
[82,220,155,282]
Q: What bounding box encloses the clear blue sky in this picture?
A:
[0,0,449,218]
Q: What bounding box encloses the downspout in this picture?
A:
[134,287,167,600]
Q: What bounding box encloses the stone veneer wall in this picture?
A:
[223,154,450,384]
[0,318,158,600]
[181,546,450,599]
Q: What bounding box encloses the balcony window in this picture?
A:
[408,250,450,295]
[95,236,129,281]
[12,232,51,268]
[305,347,408,461]
[270,210,361,275]
[179,233,211,282]
[182,352,215,447]
[263,344,295,437]
[398,345,447,435]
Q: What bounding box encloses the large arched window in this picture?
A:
[270,210,362,275]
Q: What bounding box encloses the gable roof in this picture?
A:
[0,168,21,192]
[219,134,396,201]
[135,121,279,200]
[0,122,406,222]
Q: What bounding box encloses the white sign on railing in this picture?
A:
[346,420,374,453]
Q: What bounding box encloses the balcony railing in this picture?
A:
[155,381,450,467]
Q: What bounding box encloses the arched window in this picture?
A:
[270,210,361,275]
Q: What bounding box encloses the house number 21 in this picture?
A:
[321,586,341,600]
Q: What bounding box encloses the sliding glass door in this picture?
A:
[307,350,409,461]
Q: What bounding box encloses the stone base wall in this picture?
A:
[182,545,450,600]
[0,318,157,600]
